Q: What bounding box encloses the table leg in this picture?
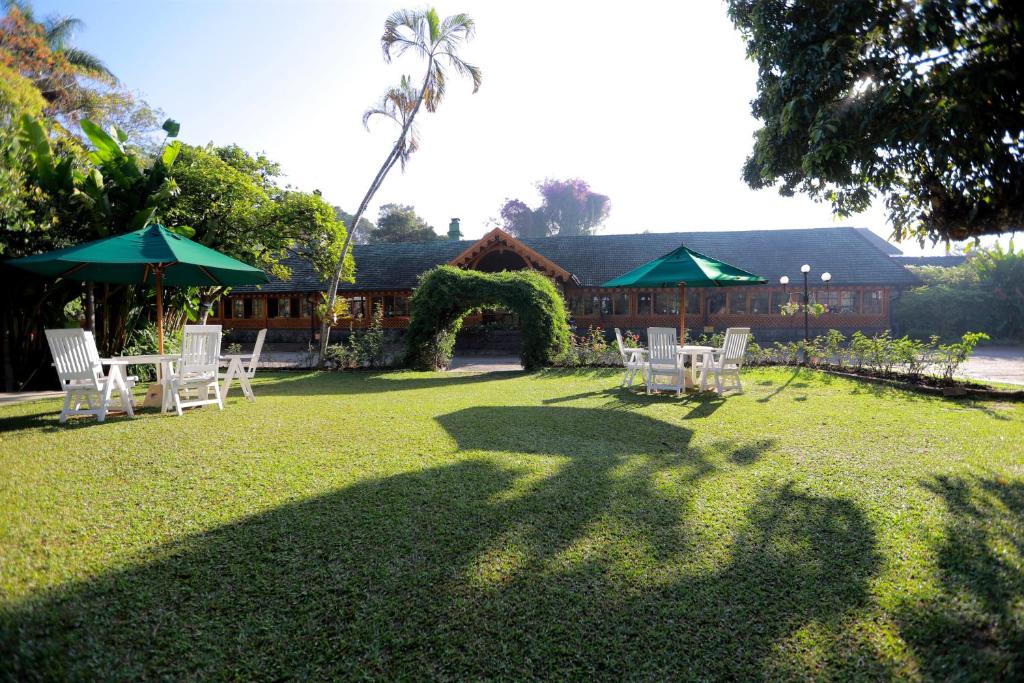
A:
[160,361,172,413]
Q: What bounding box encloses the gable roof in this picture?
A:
[236,227,919,294]
[853,228,903,256]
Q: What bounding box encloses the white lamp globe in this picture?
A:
[779,276,790,285]
[821,272,832,282]
[800,264,811,273]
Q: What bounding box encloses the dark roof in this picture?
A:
[853,228,903,255]
[894,255,968,267]
[237,227,919,293]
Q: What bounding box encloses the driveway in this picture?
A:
[959,345,1024,386]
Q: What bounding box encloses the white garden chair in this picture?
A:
[220,328,266,401]
[45,328,135,423]
[168,325,223,415]
[614,328,646,388]
[701,327,751,393]
[644,327,685,396]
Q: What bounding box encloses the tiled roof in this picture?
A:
[236,227,919,293]
[853,228,903,255]
[894,255,967,267]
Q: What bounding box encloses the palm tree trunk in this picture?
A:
[316,59,435,366]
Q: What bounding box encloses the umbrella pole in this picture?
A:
[678,282,686,343]
[155,268,164,354]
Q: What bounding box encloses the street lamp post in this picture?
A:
[800,264,811,342]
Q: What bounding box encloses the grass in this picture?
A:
[0,367,1022,680]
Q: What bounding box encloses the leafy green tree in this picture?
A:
[335,207,375,245]
[369,203,440,243]
[727,0,1024,244]
[499,178,610,237]
[318,7,481,365]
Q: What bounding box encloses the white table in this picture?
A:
[220,354,255,402]
[677,345,716,390]
[101,354,178,413]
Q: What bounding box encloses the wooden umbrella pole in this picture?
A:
[155,267,164,354]
[678,282,686,343]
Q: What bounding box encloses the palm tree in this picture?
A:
[2,1,117,119]
[317,7,481,364]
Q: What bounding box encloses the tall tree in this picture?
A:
[335,207,375,245]
[317,7,481,364]
[727,0,1024,244]
[369,203,440,243]
[499,178,611,237]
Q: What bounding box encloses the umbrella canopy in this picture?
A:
[7,224,270,287]
[6,224,269,352]
[602,244,766,339]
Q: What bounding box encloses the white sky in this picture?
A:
[37,0,1010,255]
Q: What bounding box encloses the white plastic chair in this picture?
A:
[644,327,685,396]
[702,327,750,393]
[219,328,266,401]
[614,328,646,388]
[45,328,135,423]
[168,325,223,415]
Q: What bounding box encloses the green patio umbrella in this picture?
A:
[6,224,269,352]
[602,244,766,338]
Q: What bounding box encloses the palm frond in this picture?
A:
[382,8,428,62]
[442,52,482,93]
[424,62,447,112]
[439,13,475,42]
[59,46,117,83]
[43,15,83,48]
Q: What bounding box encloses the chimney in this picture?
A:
[448,217,462,240]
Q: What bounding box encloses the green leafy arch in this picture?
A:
[404,266,570,370]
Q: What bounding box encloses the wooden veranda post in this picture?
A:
[678,282,686,343]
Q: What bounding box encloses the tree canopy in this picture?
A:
[499,178,611,238]
[727,0,1024,244]
[368,203,440,243]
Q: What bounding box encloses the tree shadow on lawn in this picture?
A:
[251,369,521,398]
[894,474,1024,680]
[2,408,883,680]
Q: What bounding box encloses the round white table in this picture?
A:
[100,354,177,412]
[677,345,716,390]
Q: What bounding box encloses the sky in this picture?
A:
[32,0,979,255]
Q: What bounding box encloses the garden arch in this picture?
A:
[404,266,570,371]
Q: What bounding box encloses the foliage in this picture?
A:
[500,178,611,238]
[551,325,618,367]
[894,243,1024,342]
[778,300,825,317]
[318,7,482,365]
[368,203,440,243]
[1,369,1022,679]
[322,303,388,370]
[727,0,1024,244]
[405,266,569,370]
[936,332,990,382]
[334,206,375,245]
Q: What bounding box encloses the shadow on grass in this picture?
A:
[1,404,884,680]
[895,475,1024,680]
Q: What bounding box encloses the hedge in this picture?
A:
[404,266,570,370]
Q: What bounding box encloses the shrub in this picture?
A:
[935,332,990,382]
[405,266,570,370]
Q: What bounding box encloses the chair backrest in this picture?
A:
[179,325,222,378]
[614,328,630,364]
[721,327,751,365]
[647,327,678,364]
[246,329,267,377]
[45,328,103,388]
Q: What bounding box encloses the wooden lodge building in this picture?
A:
[213,225,919,344]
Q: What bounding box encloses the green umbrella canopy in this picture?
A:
[602,244,767,289]
[5,224,269,287]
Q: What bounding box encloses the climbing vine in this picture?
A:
[404,266,570,370]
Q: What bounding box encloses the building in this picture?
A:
[211,225,919,343]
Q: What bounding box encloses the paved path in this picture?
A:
[959,345,1024,386]
[448,355,524,372]
[0,390,63,407]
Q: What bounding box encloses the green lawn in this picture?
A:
[1,368,1022,680]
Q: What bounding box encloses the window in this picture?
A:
[251,298,265,319]
[750,291,770,314]
[814,290,838,312]
[232,299,244,319]
[567,295,585,317]
[770,291,790,314]
[637,293,652,314]
[382,295,410,317]
[346,296,367,319]
[686,289,701,314]
[863,289,884,315]
[598,292,628,315]
[654,290,679,315]
[729,292,748,314]
[302,298,313,318]
[707,292,726,315]
[838,290,858,314]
